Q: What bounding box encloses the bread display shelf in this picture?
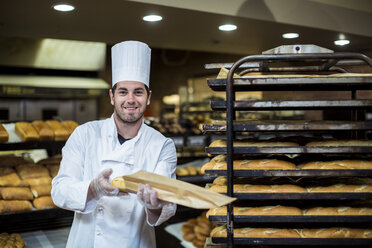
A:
[228,193,372,200]
[206,146,372,155]
[209,215,372,223]
[211,237,372,246]
[207,75,372,92]
[211,100,372,111]
[0,141,65,151]
[202,120,372,132]
[0,208,73,233]
[204,169,372,177]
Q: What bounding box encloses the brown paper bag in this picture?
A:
[111,170,236,209]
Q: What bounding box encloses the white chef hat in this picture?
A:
[111,40,151,87]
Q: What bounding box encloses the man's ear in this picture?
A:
[109,89,115,106]
[147,90,152,106]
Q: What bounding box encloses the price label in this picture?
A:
[187,136,206,147]
[171,137,184,147]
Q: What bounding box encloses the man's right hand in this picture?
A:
[89,168,120,199]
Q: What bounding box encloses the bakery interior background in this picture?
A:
[0,0,372,121]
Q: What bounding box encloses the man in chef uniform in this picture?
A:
[51,41,177,247]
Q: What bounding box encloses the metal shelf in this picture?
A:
[0,141,66,151]
[207,75,372,92]
[204,169,372,177]
[209,215,372,223]
[212,237,372,246]
[206,146,372,155]
[202,120,372,132]
[226,193,372,200]
[211,100,372,111]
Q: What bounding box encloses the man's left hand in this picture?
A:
[137,184,164,209]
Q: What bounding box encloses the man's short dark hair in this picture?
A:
[111,83,150,96]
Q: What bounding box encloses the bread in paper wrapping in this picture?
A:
[111,170,236,209]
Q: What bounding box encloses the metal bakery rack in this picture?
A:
[202,44,372,247]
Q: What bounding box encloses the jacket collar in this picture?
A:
[101,114,145,164]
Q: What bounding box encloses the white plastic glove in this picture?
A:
[137,184,164,209]
[90,168,119,199]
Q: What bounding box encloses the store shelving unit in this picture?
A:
[202,45,372,247]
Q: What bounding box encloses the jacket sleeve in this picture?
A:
[145,138,177,226]
[51,126,95,213]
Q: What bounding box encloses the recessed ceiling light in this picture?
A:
[53,4,75,12]
[219,24,237,31]
[334,39,350,46]
[282,33,299,39]
[143,15,163,22]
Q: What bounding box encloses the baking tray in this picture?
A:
[206,146,372,155]
[228,193,372,200]
[204,169,372,177]
[209,215,372,223]
[210,100,372,111]
[211,237,372,246]
[207,75,372,92]
[202,120,372,132]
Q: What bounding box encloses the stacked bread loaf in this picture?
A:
[0,232,25,248]
[176,166,204,176]
[3,120,78,142]
[0,155,61,214]
[180,213,216,248]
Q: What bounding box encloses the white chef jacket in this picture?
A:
[51,116,177,248]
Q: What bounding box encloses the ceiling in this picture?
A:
[0,0,372,56]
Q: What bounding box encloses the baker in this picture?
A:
[51,40,177,247]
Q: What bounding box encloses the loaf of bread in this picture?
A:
[61,120,78,133]
[306,140,372,146]
[207,205,303,217]
[31,120,54,141]
[15,122,39,141]
[45,120,70,141]
[0,187,33,200]
[201,155,296,173]
[0,167,21,187]
[180,214,215,248]
[0,232,25,248]
[304,207,372,216]
[46,164,59,178]
[37,155,62,166]
[30,185,52,198]
[33,196,56,210]
[16,164,50,179]
[298,227,372,238]
[209,184,307,193]
[0,200,33,214]
[0,155,32,167]
[21,176,52,186]
[209,139,299,147]
[0,123,9,142]
[299,160,372,170]
[308,184,372,193]
[210,225,300,238]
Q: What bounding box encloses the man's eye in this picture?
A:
[135,91,144,95]
[119,91,127,94]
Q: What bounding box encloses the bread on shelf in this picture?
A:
[206,205,303,217]
[15,122,39,141]
[0,187,34,200]
[0,200,33,214]
[0,167,21,186]
[61,120,79,134]
[306,140,372,146]
[210,225,300,238]
[304,207,372,216]
[45,120,70,141]
[21,176,52,187]
[15,164,50,179]
[298,227,372,238]
[0,123,9,142]
[299,160,372,170]
[308,184,372,193]
[33,196,57,210]
[0,232,25,247]
[201,154,296,173]
[209,139,299,147]
[30,185,52,198]
[208,184,307,193]
[31,120,54,141]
